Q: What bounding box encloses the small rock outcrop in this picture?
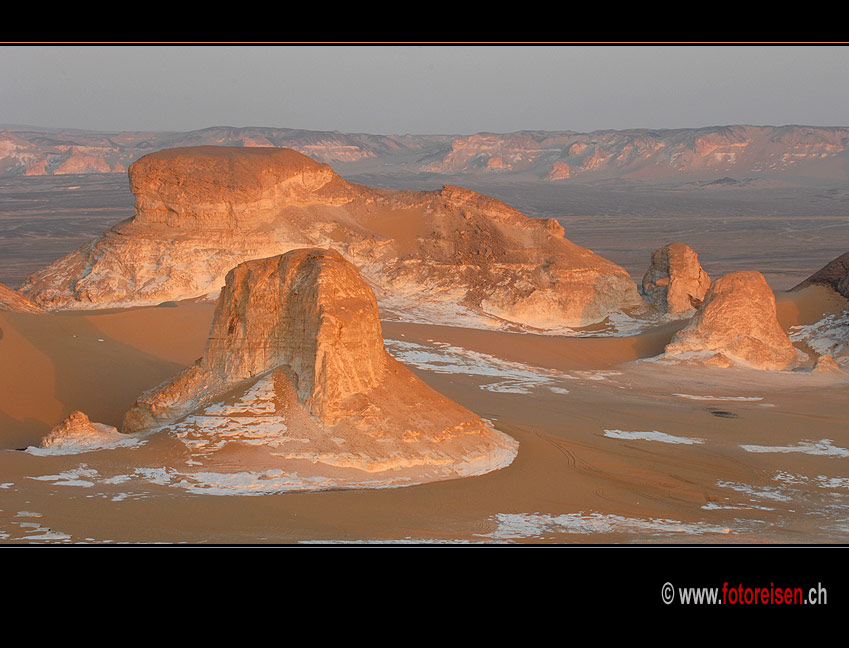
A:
[663,271,802,370]
[813,354,845,374]
[640,242,710,317]
[0,282,42,313]
[122,248,518,487]
[21,146,643,331]
[39,410,124,451]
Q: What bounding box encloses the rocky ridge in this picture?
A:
[793,250,849,299]
[4,124,849,182]
[0,282,43,313]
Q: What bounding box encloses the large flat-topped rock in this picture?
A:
[21,146,643,331]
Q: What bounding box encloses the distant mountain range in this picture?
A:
[2,124,849,182]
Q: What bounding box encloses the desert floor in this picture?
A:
[1,285,847,544]
[1,175,848,544]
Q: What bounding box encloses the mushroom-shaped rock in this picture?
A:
[122,248,518,486]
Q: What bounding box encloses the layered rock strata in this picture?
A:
[0,282,43,313]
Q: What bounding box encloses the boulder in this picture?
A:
[663,271,802,370]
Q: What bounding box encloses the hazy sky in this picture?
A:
[3,45,848,134]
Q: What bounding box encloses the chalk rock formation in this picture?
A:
[663,271,802,370]
[39,410,125,451]
[813,354,845,374]
[20,146,643,331]
[793,250,849,299]
[0,282,42,313]
[640,242,710,317]
[122,248,517,487]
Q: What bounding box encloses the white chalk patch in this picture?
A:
[701,501,774,511]
[172,470,342,496]
[25,433,145,456]
[603,429,704,445]
[478,512,731,541]
[789,312,849,356]
[816,475,849,491]
[674,393,762,401]
[385,339,577,394]
[741,439,849,458]
[717,480,793,502]
[29,467,99,487]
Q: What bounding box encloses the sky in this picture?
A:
[2,44,848,134]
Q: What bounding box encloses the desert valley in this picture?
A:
[1,123,848,544]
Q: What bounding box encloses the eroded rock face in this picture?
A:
[40,410,124,450]
[0,282,42,313]
[793,251,849,299]
[21,146,642,331]
[122,249,517,486]
[663,271,802,370]
[641,242,710,317]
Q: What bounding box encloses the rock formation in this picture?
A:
[813,354,845,374]
[21,145,643,331]
[39,410,126,451]
[6,124,849,182]
[663,271,803,370]
[792,250,849,299]
[0,282,42,313]
[640,242,711,317]
[122,248,518,486]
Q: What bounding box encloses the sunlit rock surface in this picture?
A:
[640,242,710,318]
[122,248,518,486]
[663,271,803,370]
[21,145,642,330]
[0,282,42,313]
